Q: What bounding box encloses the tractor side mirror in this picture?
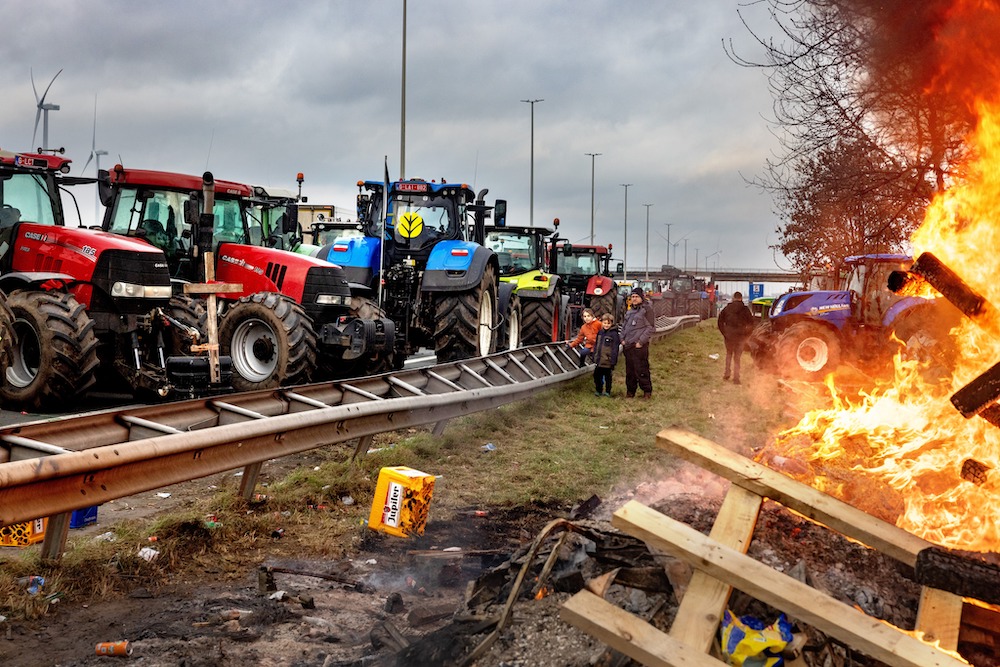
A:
[562,243,573,257]
[281,204,299,235]
[494,199,507,227]
[616,262,624,274]
[97,169,114,208]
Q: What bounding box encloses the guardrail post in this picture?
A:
[238,462,263,500]
[40,512,71,561]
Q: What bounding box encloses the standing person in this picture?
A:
[620,287,654,398]
[717,291,756,385]
[568,308,601,364]
[592,313,621,396]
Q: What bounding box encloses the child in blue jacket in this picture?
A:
[592,313,621,396]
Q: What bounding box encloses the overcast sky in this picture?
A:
[0,1,788,274]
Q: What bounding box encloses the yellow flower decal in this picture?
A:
[398,211,424,238]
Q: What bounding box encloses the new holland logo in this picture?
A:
[398,211,423,239]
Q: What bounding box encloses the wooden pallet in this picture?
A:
[561,426,984,667]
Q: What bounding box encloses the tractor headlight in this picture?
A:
[111,282,172,299]
[769,297,787,317]
[316,294,348,306]
[594,287,603,295]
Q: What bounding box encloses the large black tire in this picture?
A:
[747,320,776,373]
[775,322,840,381]
[558,295,573,341]
[219,292,317,391]
[164,294,207,356]
[0,291,13,380]
[433,264,498,362]
[521,289,559,345]
[499,293,523,351]
[589,292,615,319]
[696,299,711,321]
[1,290,100,411]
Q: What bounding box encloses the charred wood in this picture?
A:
[915,547,1000,605]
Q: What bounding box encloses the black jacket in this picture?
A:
[717,300,756,340]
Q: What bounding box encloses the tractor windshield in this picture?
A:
[0,171,60,226]
[556,251,600,277]
[363,190,463,248]
[106,186,247,260]
[486,230,537,276]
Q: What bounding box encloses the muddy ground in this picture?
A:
[3,457,994,667]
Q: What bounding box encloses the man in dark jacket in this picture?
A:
[620,287,655,398]
[717,291,756,384]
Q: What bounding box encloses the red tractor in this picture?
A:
[546,220,619,327]
[98,166,395,390]
[0,150,224,410]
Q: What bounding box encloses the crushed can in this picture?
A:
[367,466,435,538]
[95,640,132,656]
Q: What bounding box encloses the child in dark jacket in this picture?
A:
[592,313,621,396]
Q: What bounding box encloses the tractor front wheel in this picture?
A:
[1,290,99,411]
[590,293,615,319]
[521,289,559,344]
[434,264,498,362]
[775,322,840,381]
[500,293,523,351]
[219,292,317,391]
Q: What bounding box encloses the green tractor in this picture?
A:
[484,222,569,346]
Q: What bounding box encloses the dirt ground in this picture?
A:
[2,459,990,667]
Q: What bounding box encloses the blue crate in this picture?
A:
[70,506,98,529]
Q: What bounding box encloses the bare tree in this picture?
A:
[728,0,974,270]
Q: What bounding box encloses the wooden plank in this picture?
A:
[916,587,963,651]
[670,484,762,653]
[560,589,722,667]
[182,282,243,294]
[613,501,968,667]
[657,427,930,567]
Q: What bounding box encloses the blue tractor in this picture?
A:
[748,254,959,380]
[312,179,513,366]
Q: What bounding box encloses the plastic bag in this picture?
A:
[720,608,793,667]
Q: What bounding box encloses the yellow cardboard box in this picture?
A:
[368,466,435,538]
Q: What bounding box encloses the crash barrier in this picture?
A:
[0,320,698,559]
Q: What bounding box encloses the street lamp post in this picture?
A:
[521,99,543,226]
[664,222,672,267]
[643,203,653,280]
[620,183,633,280]
[585,152,601,244]
[400,0,407,179]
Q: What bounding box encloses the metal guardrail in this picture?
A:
[0,318,701,558]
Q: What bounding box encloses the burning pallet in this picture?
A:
[561,427,999,667]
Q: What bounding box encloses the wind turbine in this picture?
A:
[31,68,63,152]
[82,95,109,225]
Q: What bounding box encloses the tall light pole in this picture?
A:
[643,203,653,280]
[399,0,407,179]
[664,223,672,266]
[620,183,633,280]
[521,99,543,226]
[585,152,601,243]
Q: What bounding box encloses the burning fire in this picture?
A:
[768,2,1000,552]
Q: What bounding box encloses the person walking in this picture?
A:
[717,291,756,385]
[620,287,654,398]
[592,313,621,396]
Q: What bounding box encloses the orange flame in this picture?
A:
[768,2,1000,552]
